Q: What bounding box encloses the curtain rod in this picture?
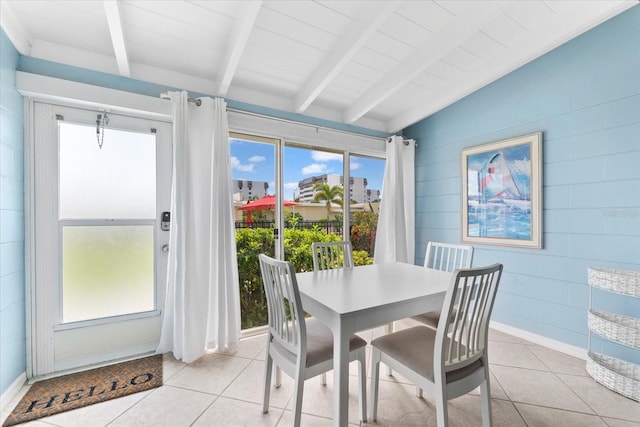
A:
[160,91,202,106]
[387,137,417,146]
[159,91,387,141]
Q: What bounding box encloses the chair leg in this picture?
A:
[292,369,305,427]
[320,372,326,386]
[275,366,282,388]
[369,348,381,421]
[358,349,367,422]
[385,322,393,376]
[434,381,448,427]
[262,353,273,413]
[480,379,493,427]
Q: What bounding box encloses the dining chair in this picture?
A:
[312,241,353,271]
[258,254,367,426]
[413,242,474,329]
[311,240,354,387]
[369,263,503,426]
[387,242,474,379]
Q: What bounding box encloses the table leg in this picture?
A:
[333,324,350,426]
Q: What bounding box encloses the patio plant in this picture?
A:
[236,227,373,329]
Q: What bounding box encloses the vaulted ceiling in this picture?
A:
[1,1,635,133]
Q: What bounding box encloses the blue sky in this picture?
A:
[230,138,386,201]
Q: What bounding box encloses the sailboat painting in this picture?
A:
[461,133,542,248]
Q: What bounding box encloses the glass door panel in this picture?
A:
[59,124,156,219]
[349,154,385,264]
[62,225,154,322]
[58,122,157,324]
[230,134,277,330]
[283,145,345,271]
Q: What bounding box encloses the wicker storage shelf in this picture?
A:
[588,310,640,350]
[586,352,639,402]
[588,267,640,298]
[587,267,640,401]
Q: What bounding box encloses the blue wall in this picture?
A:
[405,6,639,362]
[0,28,26,396]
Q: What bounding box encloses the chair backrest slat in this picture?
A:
[259,254,306,356]
[436,263,503,371]
[425,242,474,272]
[312,241,353,271]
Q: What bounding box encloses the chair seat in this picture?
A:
[411,310,441,328]
[371,326,482,383]
[305,318,367,367]
[411,309,457,329]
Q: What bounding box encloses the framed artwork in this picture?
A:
[461,132,542,249]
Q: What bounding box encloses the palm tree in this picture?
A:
[312,183,343,220]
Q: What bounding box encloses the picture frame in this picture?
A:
[461,132,542,249]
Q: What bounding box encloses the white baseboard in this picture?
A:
[0,372,27,412]
[490,321,588,360]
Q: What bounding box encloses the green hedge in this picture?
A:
[236,227,373,329]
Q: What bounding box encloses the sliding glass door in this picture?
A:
[229,131,386,332]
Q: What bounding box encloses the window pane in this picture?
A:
[284,145,344,233]
[59,123,156,219]
[349,154,384,260]
[62,225,154,323]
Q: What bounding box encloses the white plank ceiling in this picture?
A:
[1,0,636,133]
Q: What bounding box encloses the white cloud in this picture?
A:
[350,162,362,170]
[230,156,254,172]
[311,151,342,162]
[284,182,299,190]
[248,155,265,163]
[302,163,328,175]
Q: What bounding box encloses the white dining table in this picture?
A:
[296,261,452,426]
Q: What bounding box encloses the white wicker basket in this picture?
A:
[586,352,640,402]
[588,268,640,298]
[588,310,640,350]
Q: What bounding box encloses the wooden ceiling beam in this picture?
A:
[217,1,262,97]
[103,0,130,77]
[343,1,504,124]
[294,1,402,114]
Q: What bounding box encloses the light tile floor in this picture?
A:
[2,326,639,427]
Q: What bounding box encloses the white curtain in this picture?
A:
[157,91,241,363]
[374,135,415,264]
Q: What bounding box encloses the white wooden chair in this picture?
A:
[312,241,353,271]
[413,242,474,329]
[311,241,355,387]
[387,242,473,379]
[370,263,503,427]
[259,254,367,426]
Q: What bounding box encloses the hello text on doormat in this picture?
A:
[2,354,162,427]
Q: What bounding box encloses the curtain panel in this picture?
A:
[374,135,415,264]
[157,91,240,363]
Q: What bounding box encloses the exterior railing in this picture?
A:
[235,220,344,234]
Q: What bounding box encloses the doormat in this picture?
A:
[2,354,162,427]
